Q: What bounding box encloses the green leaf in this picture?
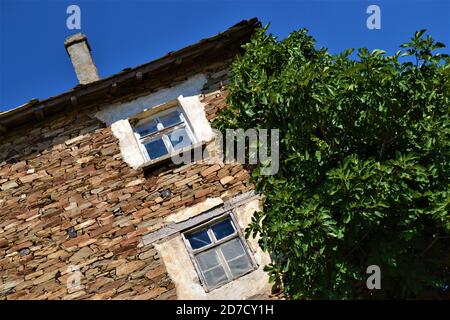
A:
[214,25,450,299]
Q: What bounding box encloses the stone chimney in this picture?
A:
[64,33,100,85]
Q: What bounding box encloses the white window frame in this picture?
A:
[132,105,196,162]
[181,213,257,292]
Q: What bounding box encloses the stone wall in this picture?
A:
[0,63,256,299]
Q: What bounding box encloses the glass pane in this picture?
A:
[186,229,211,249]
[159,110,182,127]
[227,255,252,278]
[211,219,235,240]
[144,137,168,160]
[169,128,192,150]
[196,249,221,270]
[136,119,158,137]
[219,239,252,277]
[220,238,247,262]
[203,265,228,288]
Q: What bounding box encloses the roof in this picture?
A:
[0,18,261,132]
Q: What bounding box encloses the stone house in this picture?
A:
[0,18,274,300]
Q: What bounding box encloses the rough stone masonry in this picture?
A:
[0,19,274,300]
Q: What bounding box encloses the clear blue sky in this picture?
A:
[0,0,449,111]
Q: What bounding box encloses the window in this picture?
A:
[182,215,256,291]
[111,94,215,169]
[133,106,195,161]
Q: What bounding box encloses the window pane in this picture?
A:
[227,255,252,278]
[196,249,221,270]
[186,229,211,249]
[159,110,182,127]
[211,219,235,240]
[136,119,158,137]
[169,128,192,150]
[203,265,228,288]
[220,238,246,261]
[144,137,168,160]
[220,239,252,277]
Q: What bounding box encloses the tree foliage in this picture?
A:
[214,27,450,299]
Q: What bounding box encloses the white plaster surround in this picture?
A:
[164,197,223,224]
[178,95,215,142]
[97,74,216,169]
[95,74,207,125]
[110,119,147,169]
[153,198,272,300]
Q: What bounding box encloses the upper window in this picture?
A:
[182,216,256,291]
[133,107,195,161]
[111,94,215,169]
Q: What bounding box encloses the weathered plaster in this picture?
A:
[178,95,215,142]
[65,34,100,85]
[142,192,256,245]
[110,120,146,169]
[95,74,207,125]
[153,198,272,300]
[165,197,223,224]
[100,74,216,169]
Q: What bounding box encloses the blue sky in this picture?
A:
[0,0,449,111]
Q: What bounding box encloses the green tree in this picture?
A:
[214,27,450,299]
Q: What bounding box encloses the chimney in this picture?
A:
[64,33,100,85]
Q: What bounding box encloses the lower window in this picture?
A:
[182,215,256,291]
